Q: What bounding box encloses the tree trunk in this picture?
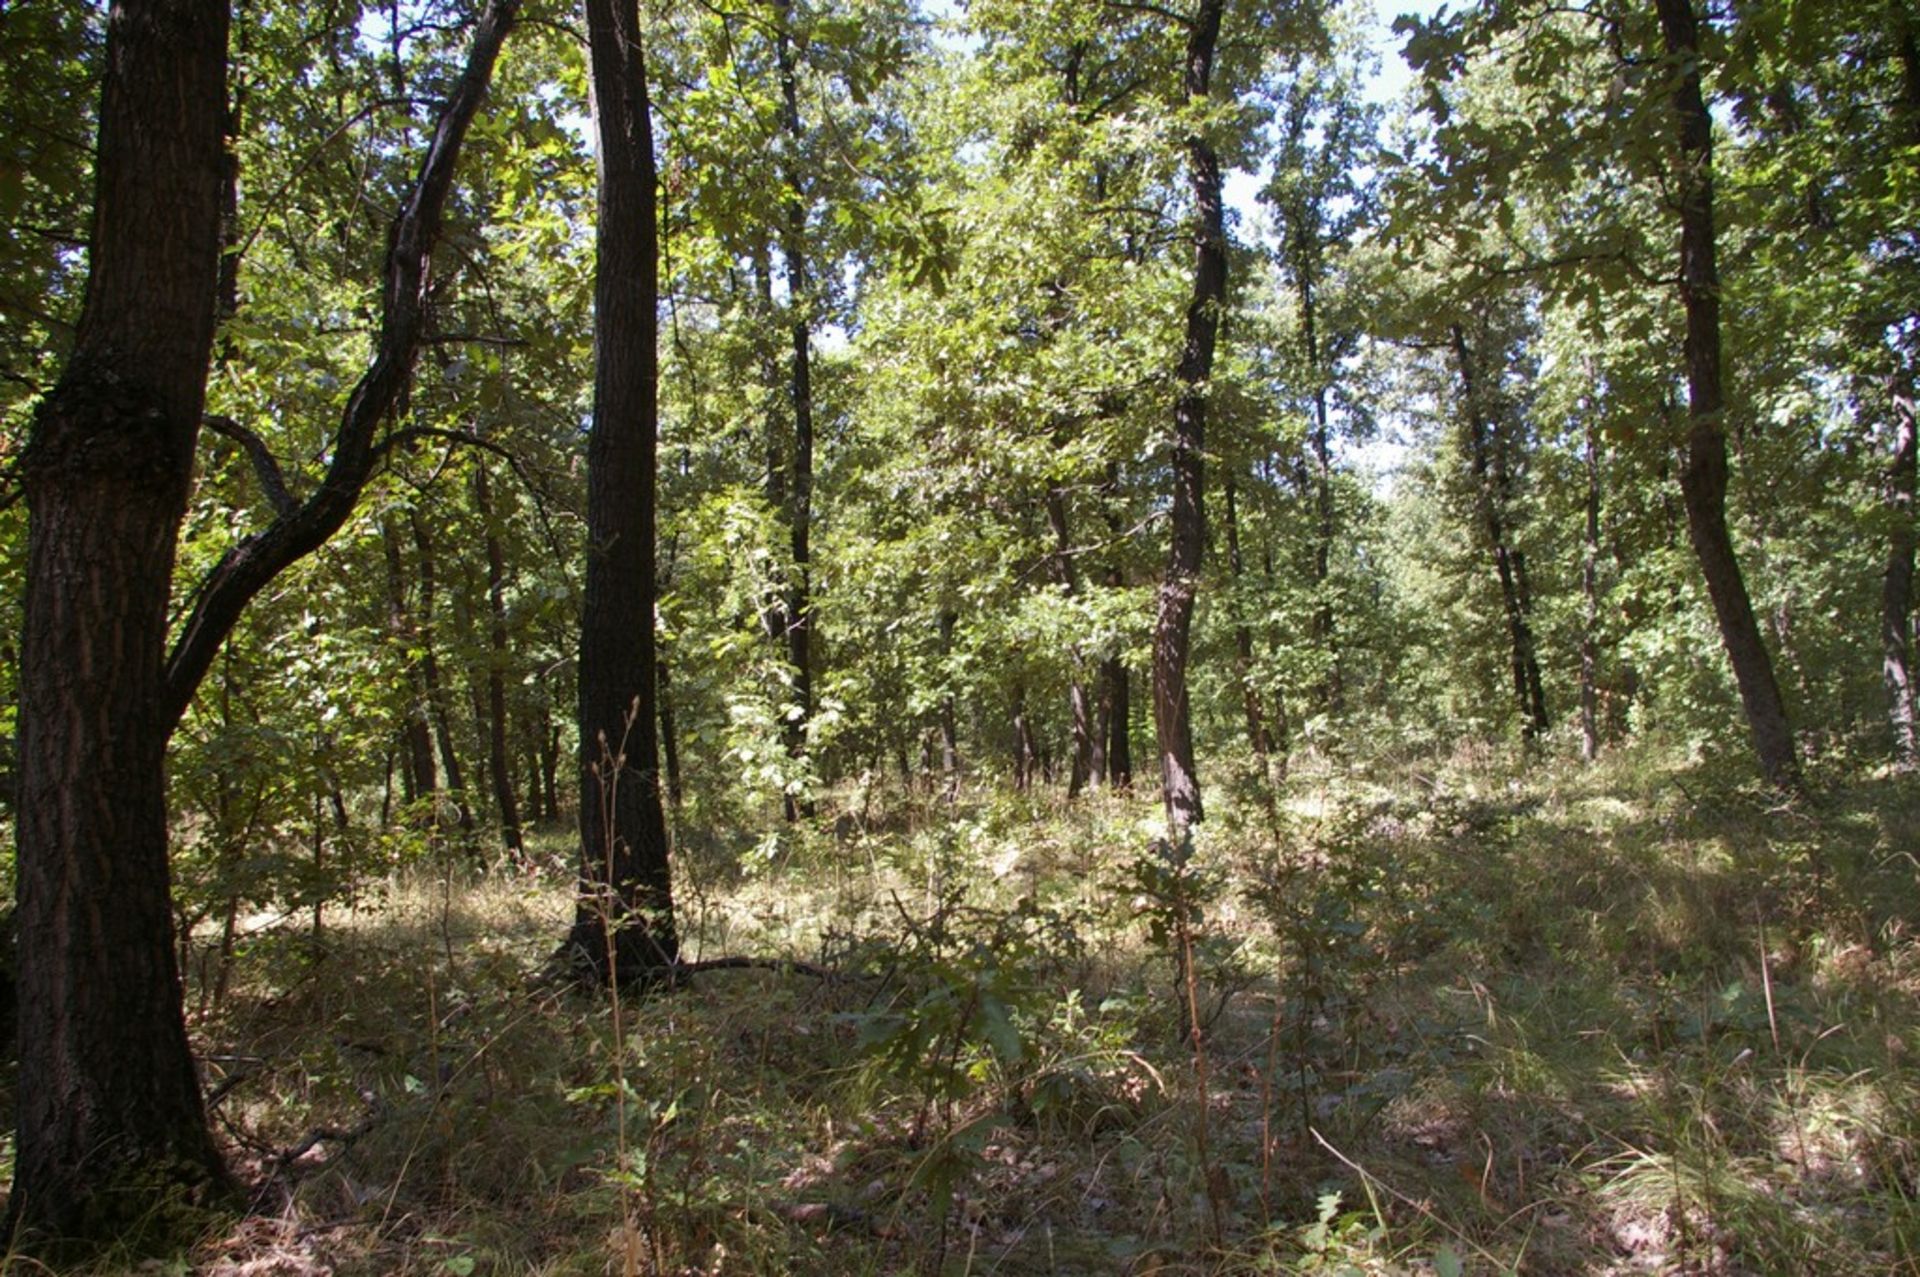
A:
[1151,0,1226,835]
[1885,378,1918,769]
[658,653,685,809]
[938,608,962,804]
[1655,0,1801,791]
[1883,23,1920,772]
[563,0,677,983]
[1044,483,1097,794]
[474,460,524,856]
[412,511,475,835]
[1449,322,1549,741]
[1297,268,1342,710]
[1224,474,1276,771]
[10,0,234,1251]
[1581,408,1603,763]
[384,515,439,804]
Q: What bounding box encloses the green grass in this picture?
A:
[29,742,1920,1274]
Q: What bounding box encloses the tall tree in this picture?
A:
[562,0,677,983]
[10,0,234,1249]
[9,0,518,1249]
[1654,0,1800,790]
[1153,0,1227,833]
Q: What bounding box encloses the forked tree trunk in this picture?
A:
[10,0,234,1251]
[1655,0,1801,792]
[564,0,678,982]
[1151,0,1226,834]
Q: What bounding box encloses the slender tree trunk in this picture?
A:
[1296,271,1342,710]
[1044,483,1097,794]
[474,461,524,855]
[1581,408,1603,763]
[1224,474,1275,774]
[564,0,677,982]
[8,0,235,1252]
[658,653,685,809]
[1152,0,1226,835]
[1450,322,1549,741]
[412,511,474,834]
[383,515,439,804]
[1884,378,1919,769]
[1011,684,1038,791]
[938,608,962,804]
[1882,24,1920,771]
[1655,0,1801,791]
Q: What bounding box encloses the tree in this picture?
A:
[1653,0,1799,790]
[9,0,518,1250]
[10,0,233,1249]
[561,0,678,984]
[1152,0,1226,833]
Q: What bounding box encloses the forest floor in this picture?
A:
[40,742,1920,1275]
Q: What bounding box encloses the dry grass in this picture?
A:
[12,745,1920,1275]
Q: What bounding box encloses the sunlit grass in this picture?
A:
[37,742,1914,1274]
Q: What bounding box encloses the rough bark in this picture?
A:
[1655,0,1801,791]
[10,0,235,1250]
[563,0,678,983]
[1151,0,1226,835]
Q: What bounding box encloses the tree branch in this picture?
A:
[163,0,521,728]
[203,414,297,517]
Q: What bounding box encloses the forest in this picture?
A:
[3,0,1919,1270]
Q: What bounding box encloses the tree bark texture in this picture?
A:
[1151,0,1226,835]
[566,0,678,983]
[10,0,234,1253]
[1654,0,1801,791]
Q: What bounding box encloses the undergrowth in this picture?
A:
[11,742,1920,1274]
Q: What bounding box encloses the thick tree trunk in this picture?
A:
[1655,0,1801,791]
[474,461,524,856]
[9,0,235,1253]
[564,0,677,983]
[1151,0,1226,835]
